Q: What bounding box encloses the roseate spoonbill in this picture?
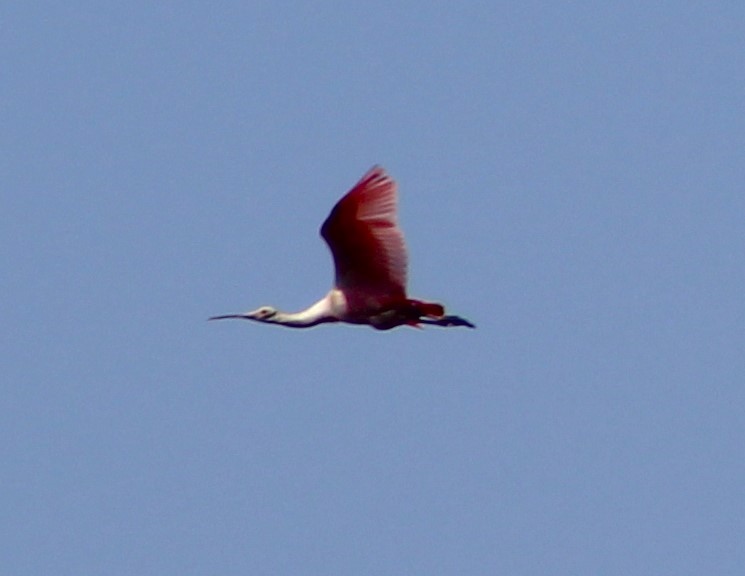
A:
[210,166,474,330]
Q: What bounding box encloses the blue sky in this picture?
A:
[3,3,745,574]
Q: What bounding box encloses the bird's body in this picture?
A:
[210,166,474,330]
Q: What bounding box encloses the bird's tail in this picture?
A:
[405,299,475,329]
[407,299,445,318]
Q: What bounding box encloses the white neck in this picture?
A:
[270,295,337,328]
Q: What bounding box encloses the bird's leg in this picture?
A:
[418,315,476,328]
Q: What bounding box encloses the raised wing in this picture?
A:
[320,166,408,297]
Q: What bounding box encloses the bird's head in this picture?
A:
[245,306,278,322]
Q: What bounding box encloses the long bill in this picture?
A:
[208,314,247,321]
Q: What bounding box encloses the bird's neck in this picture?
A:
[272,295,337,328]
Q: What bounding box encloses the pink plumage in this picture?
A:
[321,166,407,298]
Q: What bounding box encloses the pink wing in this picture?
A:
[320,166,408,298]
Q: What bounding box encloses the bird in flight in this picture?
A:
[210,166,474,330]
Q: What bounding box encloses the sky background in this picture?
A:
[3,2,745,575]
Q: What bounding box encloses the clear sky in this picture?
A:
[3,3,744,574]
